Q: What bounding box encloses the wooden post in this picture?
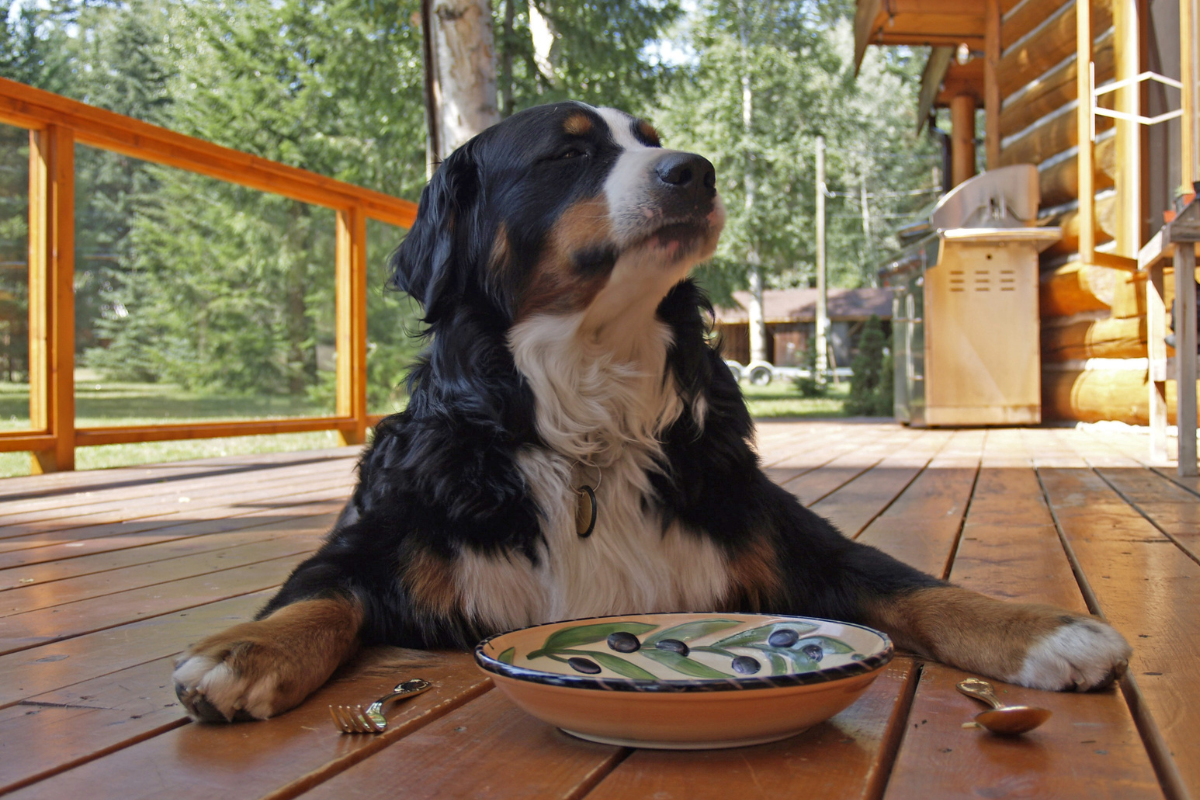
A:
[1177,243,1198,476]
[1077,0,1095,265]
[950,95,976,187]
[815,135,828,384]
[27,125,75,473]
[335,205,369,447]
[984,0,1001,170]
[1112,0,1140,258]
[1148,264,1169,462]
[1183,0,1197,190]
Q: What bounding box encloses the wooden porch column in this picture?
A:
[28,125,75,473]
[335,205,369,446]
[984,0,1001,170]
[1076,0,1095,265]
[950,94,976,187]
[1112,0,1141,257]
[1183,0,1197,190]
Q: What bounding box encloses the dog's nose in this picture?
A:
[655,153,716,197]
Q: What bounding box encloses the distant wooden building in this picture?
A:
[714,288,893,368]
[856,0,1198,425]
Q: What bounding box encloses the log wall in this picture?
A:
[996,0,1150,424]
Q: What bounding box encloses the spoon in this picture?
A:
[956,678,1052,735]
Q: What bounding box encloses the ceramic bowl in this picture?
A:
[474,612,893,749]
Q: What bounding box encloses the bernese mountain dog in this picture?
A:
[172,102,1131,722]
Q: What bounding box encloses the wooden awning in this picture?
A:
[854,0,987,72]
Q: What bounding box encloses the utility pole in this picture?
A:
[815,135,828,385]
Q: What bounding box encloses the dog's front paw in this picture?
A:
[1013,615,1131,692]
[173,598,362,722]
[173,634,288,722]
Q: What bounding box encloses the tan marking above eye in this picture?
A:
[637,120,661,147]
[564,113,593,136]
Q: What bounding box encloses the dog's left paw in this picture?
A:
[1013,615,1131,691]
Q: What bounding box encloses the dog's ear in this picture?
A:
[388,142,484,323]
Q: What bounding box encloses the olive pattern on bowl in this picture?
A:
[511,618,860,679]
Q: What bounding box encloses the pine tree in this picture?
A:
[846,314,890,416]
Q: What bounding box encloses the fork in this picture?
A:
[329,678,433,734]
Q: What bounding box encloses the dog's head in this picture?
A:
[391,103,724,330]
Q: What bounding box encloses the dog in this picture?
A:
[172,102,1131,722]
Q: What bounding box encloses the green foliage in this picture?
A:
[651,2,939,294]
[793,336,824,398]
[1,0,933,414]
[845,314,891,416]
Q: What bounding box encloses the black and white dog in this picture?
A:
[173,103,1130,722]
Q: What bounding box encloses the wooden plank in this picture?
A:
[1001,106,1114,169]
[0,590,269,709]
[781,428,921,507]
[0,656,189,794]
[335,206,369,447]
[1041,315,1145,361]
[583,658,918,800]
[0,453,354,530]
[997,0,1112,101]
[1002,0,1069,52]
[1183,0,1197,190]
[1076,0,1095,265]
[985,0,1001,168]
[0,77,418,229]
[855,429,984,580]
[0,484,350,572]
[0,508,338,592]
[27,125,75,473]
[301,689,625,800]
[1093,468,1200,563]
[0,551,310,655]
[811,429,953,538]
[0,446,357,501]
[853,0,883,72]
[0,525,327,617]
[1038,465,1199,798]
[73,416,359,447]
[885,440,1164,800]
[1040,140,1117,208]
[886,663,1163,800]
[0,467,354,548]
[3,650,491,800]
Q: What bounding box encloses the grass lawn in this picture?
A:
[740,380,850,418]
[0,373,848,478]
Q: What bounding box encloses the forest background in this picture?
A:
[0,0,939,423]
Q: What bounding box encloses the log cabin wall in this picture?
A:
[1000,0,1187,424]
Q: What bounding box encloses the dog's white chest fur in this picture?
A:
[452,312,730,631]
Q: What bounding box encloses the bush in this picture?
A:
[846,315,893,417]
[793,336,825,398]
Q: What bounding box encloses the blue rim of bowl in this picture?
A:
[473,613,894,694]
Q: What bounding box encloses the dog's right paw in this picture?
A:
[173,634,288,722]
[173,599,362,722]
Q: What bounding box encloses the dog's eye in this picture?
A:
[556,147,587,161]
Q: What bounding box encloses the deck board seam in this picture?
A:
[0,579,285,660]
[847,432,959,542]
[1089,469,1200,567]
[864,659,924,800]
[1034,468,1192,800]
[256,683,497,800]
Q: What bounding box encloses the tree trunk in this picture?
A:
[499,0,517,116]
[738,0,767,364]
[425,0,501,160]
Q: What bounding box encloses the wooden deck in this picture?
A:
[0,422,1197,800]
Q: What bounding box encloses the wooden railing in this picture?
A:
[0,77,419,472]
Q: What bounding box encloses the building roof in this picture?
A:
[714,288,894,325]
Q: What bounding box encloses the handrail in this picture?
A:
[0,78,421,472]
